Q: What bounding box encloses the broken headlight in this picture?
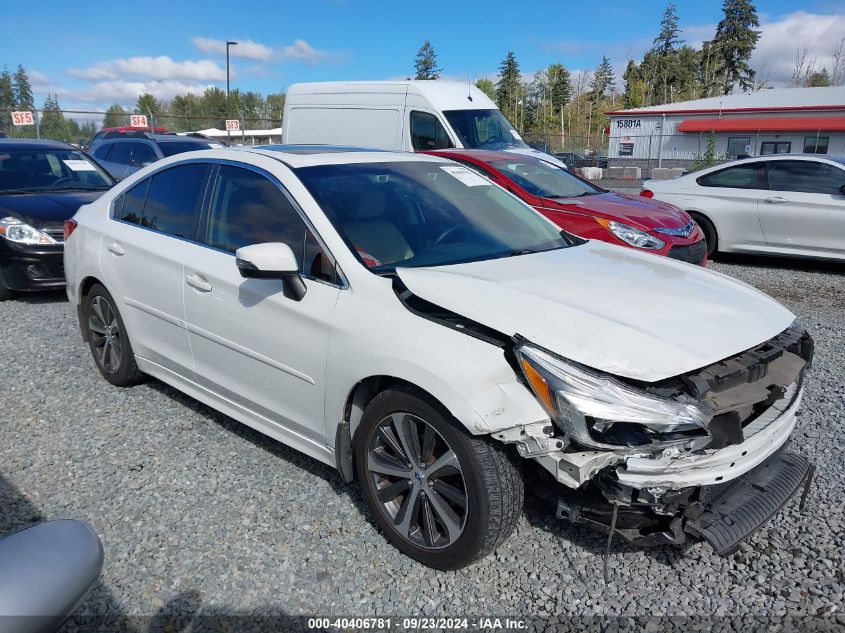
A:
[516,343,712,450]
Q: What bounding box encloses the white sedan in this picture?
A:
[64,146,813,568]
[641,155,845,261]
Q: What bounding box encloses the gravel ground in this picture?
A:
[1,255,843,632]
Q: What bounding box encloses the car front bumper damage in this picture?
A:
[497,325,815,556]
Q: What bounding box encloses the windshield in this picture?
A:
[295,161,571,273]
[0,147,113,193]
[491,158,604,199]
[158,141,218,157]
[443,109,529,150]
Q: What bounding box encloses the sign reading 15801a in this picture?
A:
[616,119,642,129]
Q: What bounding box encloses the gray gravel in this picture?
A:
[1,255,843,632]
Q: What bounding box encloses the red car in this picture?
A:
[425,149,707,265]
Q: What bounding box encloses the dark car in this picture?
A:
[87,131,222,180]
[556,152,607,169]
[0,138,114,300]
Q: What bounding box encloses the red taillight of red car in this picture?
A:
[640,189,654,198]
[63,218,78,241]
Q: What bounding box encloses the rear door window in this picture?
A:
[129,143,158,167]
[140,163,209,238]
[410,111,454,151]
[697,164,765,189]
[766,160,845,195]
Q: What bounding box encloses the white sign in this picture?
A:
[63,159,96,171]
[11,111,34,126]
[129,114,148,128]
[225,119,240,131]
[440,165,490,187]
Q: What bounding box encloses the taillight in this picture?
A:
[63,218,78,241]
[640,189,654,198]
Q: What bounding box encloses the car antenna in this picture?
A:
[467,75,473,102]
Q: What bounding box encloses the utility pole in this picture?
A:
[226,40,238,144]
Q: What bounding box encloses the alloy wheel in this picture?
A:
[366,412,468,549]
[88,295,123,374]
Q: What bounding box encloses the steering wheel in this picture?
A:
[52,177,75,187]
[433,225,473,247]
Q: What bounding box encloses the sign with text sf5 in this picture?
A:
[11,111,35,126]
[129,114,148,128]
[225,119,240,131]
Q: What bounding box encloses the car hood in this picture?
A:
[542,191,690,231]
[0,190,106,228]
[396,241,794,382]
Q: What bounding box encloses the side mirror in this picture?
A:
[236,242,307,301]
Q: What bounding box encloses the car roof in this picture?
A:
[156,145,449,168]
[0,138,76,150]
[711,154,845,166]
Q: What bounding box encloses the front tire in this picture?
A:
[0,269,13,301]
[84,283,145,386]
[690,212,718,258]
[355,388,523,570]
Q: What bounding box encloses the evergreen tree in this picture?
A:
[653,3,683,55]
[547,63,572,109]
[13,64,33,109]
[806,68,831,87]
[474,78,496,100]
[622,60,645,108]
[496,51,521,121]
[135,93,160,116]
[39,94,74,141]
[102,104,128,128]
[414,40,442,80]
[0,66,14,132]
[712,0,760,94]
[590,56,615,100]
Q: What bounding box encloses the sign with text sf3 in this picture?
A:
[225,119,240,131]
[129,114,148,128]
[11,111,35,126]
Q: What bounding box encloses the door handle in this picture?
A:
[185,273,212,292]
[764,196,787,204]
[107,241,125,256]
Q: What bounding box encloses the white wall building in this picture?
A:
[607,86,845,172]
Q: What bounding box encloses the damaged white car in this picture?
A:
[64,147,814,570]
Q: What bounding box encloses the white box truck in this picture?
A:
[281,80,567,168]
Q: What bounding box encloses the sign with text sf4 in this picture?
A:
[129,114,148,128]
[225,119,240,131]
[11,111,35,126]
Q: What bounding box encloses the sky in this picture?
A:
[2,0,844,113]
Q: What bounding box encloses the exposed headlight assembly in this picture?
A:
[516,343,712,451]
[596,219,665,250]
[0,217,56,245]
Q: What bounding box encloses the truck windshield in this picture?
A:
[296,160,571,273]
[443,109,529,150]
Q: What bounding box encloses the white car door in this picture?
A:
[760,159,845,256]
[100,163,210,375]
[693,162,768,249]
[182,163,342,445]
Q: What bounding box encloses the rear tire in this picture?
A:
[84,283,145,386]
[355,388,523,570]
[690,212,718,258]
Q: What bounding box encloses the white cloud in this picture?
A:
[192,36,335,65]
[751,12,845,85]
[68,56,226,81]
[55,80,213,108]
[193,37,274,62]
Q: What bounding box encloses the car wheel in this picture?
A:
[84,283,145,386]
[355,388,524,570]
[690,213,718,258]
